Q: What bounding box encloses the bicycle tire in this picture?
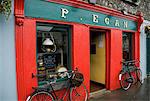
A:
[26,91,54,101]
[70,83,88,101]
[136,68,143,84]
[119,71,132,90]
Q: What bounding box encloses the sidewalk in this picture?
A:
[90,77,150,101]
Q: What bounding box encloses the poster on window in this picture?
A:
[98,34,103,48]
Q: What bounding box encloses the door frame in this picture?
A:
[89,28,110,90]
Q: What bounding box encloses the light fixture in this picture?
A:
[41,32,56,53]
[42,38,54,45]
[88,0,97,4]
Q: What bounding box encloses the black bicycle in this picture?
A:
[119,60,143,90]
[26,68,88,101]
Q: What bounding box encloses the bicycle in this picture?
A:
[26,68,88,101]
[119,60,143,90]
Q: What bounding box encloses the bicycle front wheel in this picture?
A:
[70,84,88,101]
[119,71,132,90]
[26,91,54,101]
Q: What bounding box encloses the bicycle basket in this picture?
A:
[71,72,84,87]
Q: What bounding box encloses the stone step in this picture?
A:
[90,89,111,100]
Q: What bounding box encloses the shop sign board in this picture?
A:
[25,0,137,31]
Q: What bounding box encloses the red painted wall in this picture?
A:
[16,18,37,100]
[109,29,122,90]
[72,24,90,91]
[15,17,25,101]
[23,19,37,98]
[134,32,140,63]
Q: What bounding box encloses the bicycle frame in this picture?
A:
[48,79,72,101]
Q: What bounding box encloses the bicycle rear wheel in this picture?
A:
[136,68,143,84]
[70,84,88,101]
[26,91,54,101]
[119,71,132,90]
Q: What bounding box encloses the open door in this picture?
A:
[90,29,106,93]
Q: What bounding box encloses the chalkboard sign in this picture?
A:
[43,54,56,68]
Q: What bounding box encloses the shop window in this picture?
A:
[122,32,134,61]
[36,23,71,85]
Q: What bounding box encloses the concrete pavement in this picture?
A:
[90,77,150,101]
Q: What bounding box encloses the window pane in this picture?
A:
[122,32,133,61]
[36,23,71,85]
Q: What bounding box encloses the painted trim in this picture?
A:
[15,17,25,100]
[15,17,38,101]
[89,27,110,89]
[133,32,136,60]
[14,0,24,17]
[106,30,110,90]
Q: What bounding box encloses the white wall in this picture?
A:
[140,20,149,80]
[0,0,17,100]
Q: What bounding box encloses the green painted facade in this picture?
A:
[25,0,137,31]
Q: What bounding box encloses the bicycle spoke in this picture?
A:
[70,84,88,101]
[28,91,54,101]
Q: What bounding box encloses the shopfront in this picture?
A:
[15,0,142,100]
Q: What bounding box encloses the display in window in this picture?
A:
[122,32,133,61]
[36,24,71,85]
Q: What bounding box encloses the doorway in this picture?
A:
[90,29,106,93]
